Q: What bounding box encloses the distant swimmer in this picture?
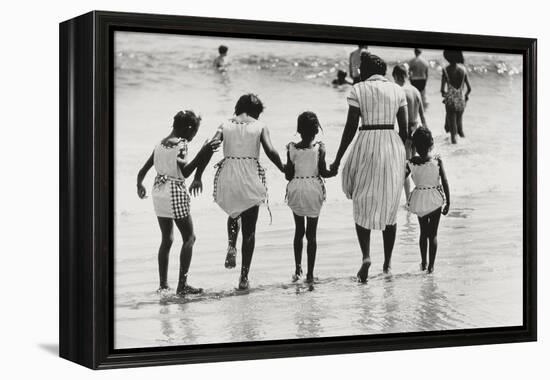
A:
[213,45,229,72]
[349,44,369,84]
[332,70,353,86]
[408,48,430,107]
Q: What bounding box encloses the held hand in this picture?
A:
[442,203,449,215]
[201,138,222,154]
[284,162,295,181]
[465,94,470,102]
[329,161,340,176]
[189,178,203,197]
[137,183,147,199]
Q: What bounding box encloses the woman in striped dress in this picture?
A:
[330,54,409,282]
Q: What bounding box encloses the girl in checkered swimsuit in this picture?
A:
[285,112,335,285]
[136,111,221,296]
[405,127,450,274]
[192,94,286,290]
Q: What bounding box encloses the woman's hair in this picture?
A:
[218,45,228,55]
[234,94,264,119]
[173,110,201,135]
[297,111,321,138]
[411,126,434,156]
[392,64,408,82]
[443,50,464,65]
[360,53,387,80]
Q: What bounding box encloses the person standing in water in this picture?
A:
[285,112,335,285]
[213,45,229,72]
[408,48,430,108]
[441,50,472,144]
[349,44,369,84]
[136,111,221,295]
[405,127,450,273]
[330,53,408,283]
[392,64,427,202]
[192,94,286,290]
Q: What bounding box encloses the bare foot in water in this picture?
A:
[292,266,303,282]
[156,286,171,294]
[357,258,371,283]
[224,246,237,269]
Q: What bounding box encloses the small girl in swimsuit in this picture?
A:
[441,50,472,144]
[405,127,450,273]
[285,112,335,284]
[136,110,220,295]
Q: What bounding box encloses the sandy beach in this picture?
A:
[114,32,523,348]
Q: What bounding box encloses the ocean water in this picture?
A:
[114,32,523,349]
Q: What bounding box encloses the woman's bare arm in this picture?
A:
[331,106,361,172]
[464,72,472,101]
[136,152,154,198]
[261,127,285,172]
[396,105,409,143]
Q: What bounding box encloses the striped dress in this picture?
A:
[342,74,407,230]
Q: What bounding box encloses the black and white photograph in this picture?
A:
[114,31,524,349]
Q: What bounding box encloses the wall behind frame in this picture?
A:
[0,0,546,379]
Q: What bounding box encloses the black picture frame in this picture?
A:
[59,10,537,369]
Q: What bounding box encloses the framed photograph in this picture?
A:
[59,11,537,369]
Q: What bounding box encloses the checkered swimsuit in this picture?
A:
[152,138,191,220]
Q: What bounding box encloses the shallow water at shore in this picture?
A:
[114,32,523,348]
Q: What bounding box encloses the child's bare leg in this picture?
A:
[157,217,174,290]
[427,208,442,273]
[305,217,319,282]
[382,224,397,273]
[174,215,200,295]
[355,224,371,282]
[225,216,240,269]
[418,215,429,270]
[239,206,259,289]
[292,213,305,280]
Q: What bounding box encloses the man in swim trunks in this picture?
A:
[408,48,430,107]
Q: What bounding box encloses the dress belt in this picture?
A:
[358,124,394,131]
[225,156,258,160]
